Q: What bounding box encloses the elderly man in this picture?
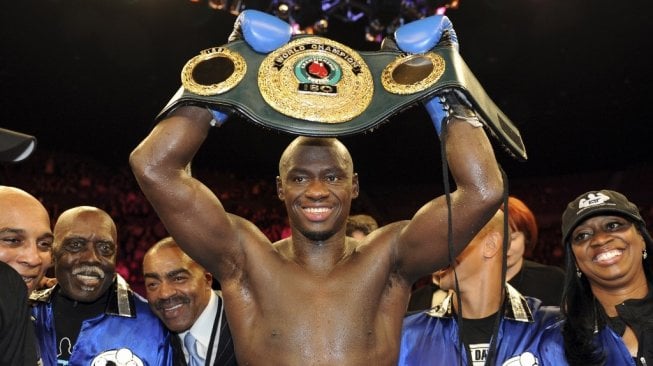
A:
[30,206,173,365]
[143,237,236,366]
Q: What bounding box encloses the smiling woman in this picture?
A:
[533,190,653,366]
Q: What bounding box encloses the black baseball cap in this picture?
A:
[0,127,36,162]
[561,189,644,243]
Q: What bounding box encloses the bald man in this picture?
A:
[0,185,53,293]
[130,9,504,365]
[30,206,173,366]
[131,113,503,365]
[0,185,50,365]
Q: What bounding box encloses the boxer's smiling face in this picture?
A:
[277,138,359,242]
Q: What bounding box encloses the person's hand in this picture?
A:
[228,9,292,54]
[424,89,482,135]
[392,15,480,135]
[38,276,57,290]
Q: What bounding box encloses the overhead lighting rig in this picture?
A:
[192,0,459,43]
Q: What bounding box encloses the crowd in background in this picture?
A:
[2,149,651,295]
[1,150,289,294]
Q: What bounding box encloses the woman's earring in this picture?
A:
[576,267,582,278]
[643,249,648,260]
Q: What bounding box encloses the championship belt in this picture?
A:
[157,34,527,161]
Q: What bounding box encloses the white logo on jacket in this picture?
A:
[91,348,144,366]
[502,352,539,366]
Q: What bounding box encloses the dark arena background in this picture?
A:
[1,0,652,293]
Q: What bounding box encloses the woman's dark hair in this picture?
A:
[561,220,653,366]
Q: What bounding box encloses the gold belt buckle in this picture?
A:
[258,37,374,124]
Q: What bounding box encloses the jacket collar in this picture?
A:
[424,283,534,323]
[29,274,136,318]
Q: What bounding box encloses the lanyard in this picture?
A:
[203,297,224,366]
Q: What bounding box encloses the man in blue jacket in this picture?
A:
[30,206,173,366]
[399,210,560,366]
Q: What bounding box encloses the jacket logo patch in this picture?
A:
[578,192,610,209]
[91,348,144,366]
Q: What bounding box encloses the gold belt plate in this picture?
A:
[258,37,374,124]
[381,52,446,95]
[181,47,247,96]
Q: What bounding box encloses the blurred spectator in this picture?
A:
[346,214,379,240]
[502,196,565,306]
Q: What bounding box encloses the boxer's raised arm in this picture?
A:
[129,106,256,278]
[397,113,504,281]
[130,11,292,278]
[391,16,504,281]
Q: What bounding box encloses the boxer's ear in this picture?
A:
[276,176,285,200]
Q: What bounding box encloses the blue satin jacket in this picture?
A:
[535,320,637,366]
[399,285,560,366]
[30,275,173,366]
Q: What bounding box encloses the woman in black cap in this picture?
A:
[535,189,653,366]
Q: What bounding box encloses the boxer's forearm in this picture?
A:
[444,118,503,200]
[130,105,212,184]
[437,117,504,261]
